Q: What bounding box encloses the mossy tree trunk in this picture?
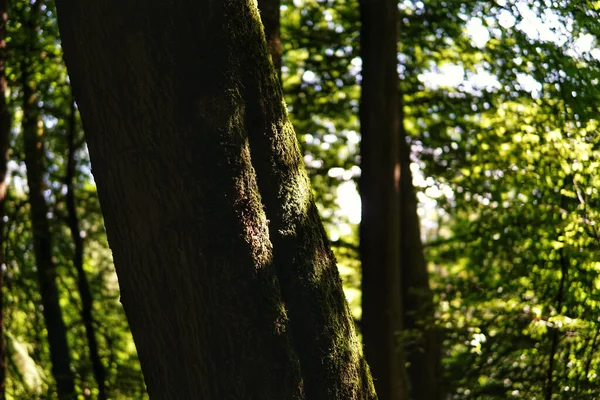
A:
[22,2,76,398]
[254,2,374,397]
[0,0,9,397]
[359,0,406,399]
[56,0,375,398]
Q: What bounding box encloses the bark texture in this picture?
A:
[0,0,9,396]
[359,0,406,399]
[240,7,375,400]
[399,101,442,400]
[65,99,107,400]
[22,1,76,398]
[56,0,375,398]
[249,1,374,398]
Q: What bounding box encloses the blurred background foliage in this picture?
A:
[1,0,599,398]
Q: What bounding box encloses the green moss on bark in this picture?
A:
[231,2,377,398]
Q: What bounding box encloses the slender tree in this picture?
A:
[399,98,441,400]
[359,0,406,399]
[21,1,76,397]
[56,0,376,398]
[544,187,570,400]
[0,0,9,397]
[64,98,107,400]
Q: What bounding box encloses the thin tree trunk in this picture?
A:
[56,1,375,398]
[22,2,76,398]
[64,99,107,400]
[359,0,406,399]
[398,97,442,400]
[544,189,571,400]
[257,0,282,82]
[0,0,9,396]
[545,247,568,400]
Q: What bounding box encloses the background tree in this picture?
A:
[358,0,405,399]
[64,95,107,399]
[399,78,442,400]
[21,1,75,396]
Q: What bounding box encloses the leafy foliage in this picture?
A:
[397,1,600,398]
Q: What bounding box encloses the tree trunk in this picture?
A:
[56,1,375,398]
[22,65,77,400]
[21,2,76,398]
[253,1,374,397]
[0,0,9,396]
[398,99,442,400]
[359,1,406,399]
[65,99,107,400]
[257,0,282,82]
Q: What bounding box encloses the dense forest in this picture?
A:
[0,0,598,399]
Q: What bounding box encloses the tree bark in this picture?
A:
[252,1,374,398]
[56,1,375,398]
[21,2,76,398]
[65,99,107,400]
[257,0,282,82]
[398,98,442,400]
[359,0,406,399]
[0,0,9,397]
